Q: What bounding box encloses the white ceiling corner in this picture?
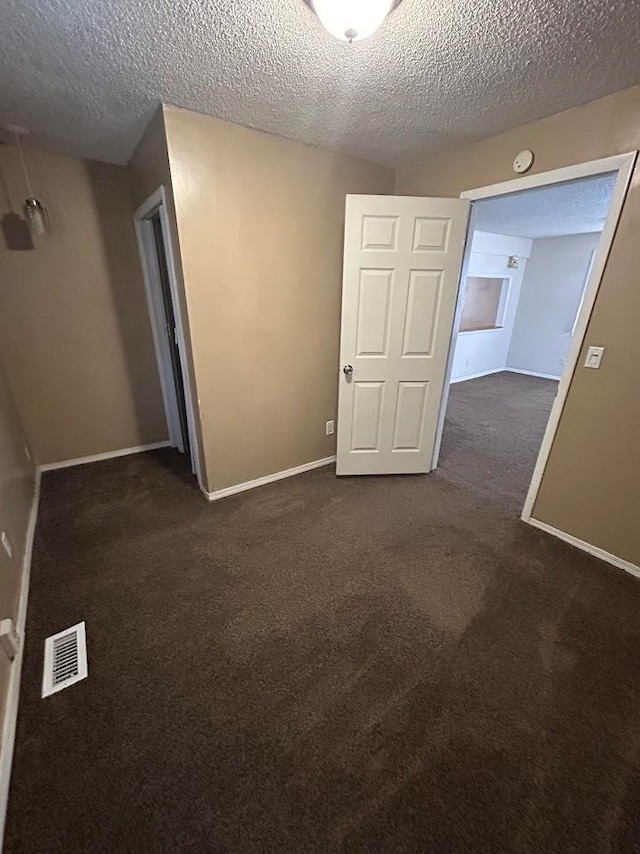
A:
[0,0,639,169]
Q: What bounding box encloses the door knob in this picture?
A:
[343,365,353,376]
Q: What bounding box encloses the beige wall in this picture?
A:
[397,86,640,565]
[163,105,394,492]
[0,143,166,465]
[0,356,35,755]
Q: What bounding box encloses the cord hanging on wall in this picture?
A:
[8,124,50,235]
[0,134,34,250]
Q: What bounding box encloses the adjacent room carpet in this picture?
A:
[6,372,640,853]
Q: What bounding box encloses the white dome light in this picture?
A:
[312,0,394,43]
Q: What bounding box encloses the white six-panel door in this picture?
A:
[336,194,470,475]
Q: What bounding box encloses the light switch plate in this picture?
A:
[584,345,605,369]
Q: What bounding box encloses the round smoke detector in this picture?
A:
[513,150,534,174]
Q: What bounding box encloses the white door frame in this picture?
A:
[134,186,204,489]
[433,151,637,524]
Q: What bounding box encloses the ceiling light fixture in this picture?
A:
[311,0,395,43]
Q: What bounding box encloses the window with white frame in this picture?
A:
[459,276,510,332]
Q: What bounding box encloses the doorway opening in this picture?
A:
[134,187,202,487]
[434,154,636,521]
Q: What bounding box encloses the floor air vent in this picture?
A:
[42,622,88,698]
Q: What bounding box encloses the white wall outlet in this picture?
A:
[584,345,605,369]
[325,419,335,436]
[1,532,13,559]
[0,618,19,660]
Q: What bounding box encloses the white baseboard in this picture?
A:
[38,441,171,472]
[0,469,41,848]
[525,516,640,579]
[505,368,561,381]
[206,455,336,501]
[450,368,503,384]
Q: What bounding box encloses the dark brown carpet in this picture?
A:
[6,372,640,853]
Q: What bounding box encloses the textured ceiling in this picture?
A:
[474,173,617,238]
[1,0,640,168]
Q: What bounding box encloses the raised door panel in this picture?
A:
[402,270,442,357]
[392,382,429,451]
[351,382,384,452]
[355,270,393,357]
[412,217,451,252]
[361,215,399,251]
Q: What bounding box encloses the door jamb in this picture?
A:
[433,151,637,524]
[134,186,204,489]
